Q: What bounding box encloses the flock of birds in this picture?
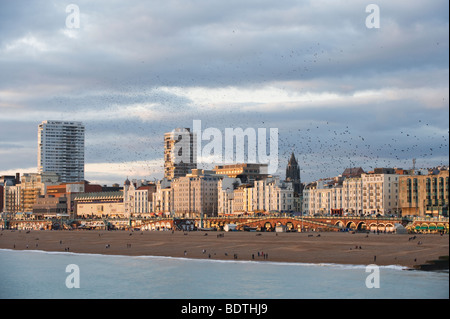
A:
[82,100,449,184]
[64,41,448,184]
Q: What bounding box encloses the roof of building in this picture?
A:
[342,167,365,177]
[74,191,123,201]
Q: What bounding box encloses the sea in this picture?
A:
[0,249,448,299]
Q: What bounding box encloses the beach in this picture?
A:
[0,229,448,269]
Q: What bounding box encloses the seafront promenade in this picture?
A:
[0,229,448,270]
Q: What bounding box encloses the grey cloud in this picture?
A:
[0,0,448,183]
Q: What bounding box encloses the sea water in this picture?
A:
[0,249,448,299]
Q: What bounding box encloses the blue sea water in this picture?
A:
[0,249,448,299]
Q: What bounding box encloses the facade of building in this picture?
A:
[303,171,401,216]
[32,196,68,217]
[213,163,268,183]
[152,178,172,215]
[74,191,124,218]
[399,170,449,217]
[302,180,344,216]
[361,173,400,215]
[164,128,197,180]
[0,174,20,213]
[46,181,103,217]
[171,169,223,217]
[217,178,241,215]
[229,176,294,215]
[3,184,22,214]
[3,172,61,214]
[123,179,156,216]
[38,120,85,183]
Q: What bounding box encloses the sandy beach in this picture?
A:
[0,229,448,269]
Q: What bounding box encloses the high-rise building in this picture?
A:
[164,128,197,180]
[38,120,85,183]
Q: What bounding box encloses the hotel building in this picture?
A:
[399,169,449,217]
[38,120,85,183]
[171,169,224,217]
[303,169,401,216]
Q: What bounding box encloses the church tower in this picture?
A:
[286,153,302,195]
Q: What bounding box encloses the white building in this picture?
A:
[361,173,399,215]
[38,120,85,183]
[123,179,154,216]
[152,178,172,216]
[217,178,241,216]
[231,176,294,214]
[303,172,401,216]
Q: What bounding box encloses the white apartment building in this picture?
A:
[361,173,399,215]
[123,179,152,216]
[342,177,363,214]
[217,178,241,215]
[302,183,343,216]
[303,173,400,216]
[232,176,294,214]
[38,120,85,183]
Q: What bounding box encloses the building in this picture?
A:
[217,178,241,216]
[3,184,22,214]
[0,174,20,213]
[342,177,364,215]
[152,178,172,216]
[361,173,400,216]
[171,169,223,217]
[303,169,401,216]
[74,191,124,218]
[164,128,197,180]
[4,172,61,214]
[32,196,68,217]
[38,120,85,183]
[302,178,344,216]
[213,163,268,183]
[399,170,449,217]
[285,153,302,195]
[230,176,294,215]
[123,178,156,216]
[342,167,365,178]
[46,181,103,217]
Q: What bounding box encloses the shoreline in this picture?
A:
[0,229,448,270]
[0,247,411,271]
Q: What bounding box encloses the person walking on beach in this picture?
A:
[373,255,376,262]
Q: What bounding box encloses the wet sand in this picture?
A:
[0,229,448,269]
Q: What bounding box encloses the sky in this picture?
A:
[0,0,448,185]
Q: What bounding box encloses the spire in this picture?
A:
[286,153,302,195]
[288,152,298,166]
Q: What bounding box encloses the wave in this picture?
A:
[0,248,409,271]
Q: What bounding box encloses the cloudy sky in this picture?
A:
[0,0,448,185]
